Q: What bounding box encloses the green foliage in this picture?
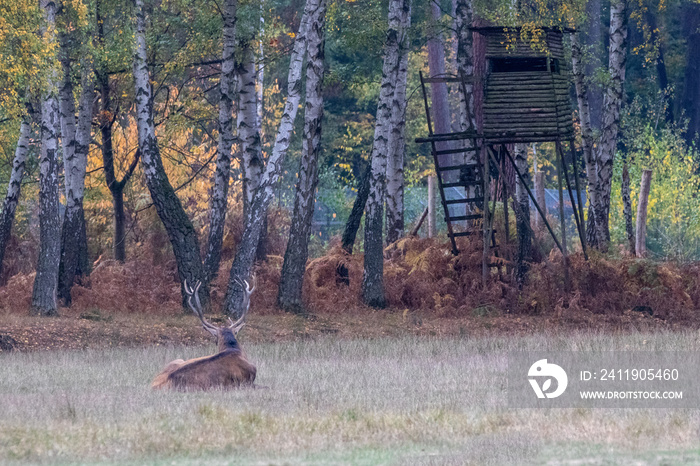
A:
[611,96,700,259]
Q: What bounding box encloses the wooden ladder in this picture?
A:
[417,71,499,270]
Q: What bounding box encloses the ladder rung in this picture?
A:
[447,214,483,222]
[437,163,481,172]
[445,197,484,204]
[452,231,476,237]
[435,146,479,156]
[422,76,462,83]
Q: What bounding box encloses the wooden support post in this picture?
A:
[558,141,588,260]
[635,169,652,257]
[556,142,570,290]
[501,147,510,249]
[535,171,546,229]
[482,145,490,286]
[428,175,436,238]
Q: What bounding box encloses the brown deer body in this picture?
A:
[152,278,256,390]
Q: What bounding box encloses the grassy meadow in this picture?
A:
[1,332,700,465]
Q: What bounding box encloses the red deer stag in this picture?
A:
[152,277,256,390]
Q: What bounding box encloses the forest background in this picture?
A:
[1,0,700,318]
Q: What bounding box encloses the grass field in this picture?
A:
[1,331,699,465]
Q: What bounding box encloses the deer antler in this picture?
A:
[184,280,218,338]
[230,275,255,334]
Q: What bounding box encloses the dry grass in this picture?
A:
[1,332,699,465]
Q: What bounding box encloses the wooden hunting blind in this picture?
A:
[480,27,575,143]
[416,26,586,285]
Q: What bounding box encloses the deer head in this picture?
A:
[183,276,255,352]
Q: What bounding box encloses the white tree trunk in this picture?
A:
[58,60,94,305]
[385,2,411,245]
[595,0,628,251]
[0,120,31,276]
[238,37,263,218]
[278,0,327,312]
[133,0,208,308]
[223,0,317,316]
[362,0,410,308]
[571,33,601,248]
[635,169,652,257]
[32,0,61,316]
[204,0,237,284]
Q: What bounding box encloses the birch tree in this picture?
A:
[571,33,601,248]
[278,0,327,313]
[223,0,318,316]
[362,0,410,308]
[203,0,237,284]
[595,0,628,251]
[385,2,411,245]
[0,120,31,277]
[57,52,94,305]
[31,0,62,316]
[238,36,263,220]
[133,0,208,306]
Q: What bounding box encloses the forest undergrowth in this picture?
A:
[1,230,699,327]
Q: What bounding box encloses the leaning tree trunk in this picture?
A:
[385,3,411,245]
[571,33,600,249]
[133,0,208,307]
[203,0,237,284]
[341,160,370,254]
[58,60,93,306]
[362,0,410,308]
[223,0,317,317]
[0,120,31,277]
[595,0,628,252]
[514,144,531,286]
[32,0,61,316]
[278,0,327,313]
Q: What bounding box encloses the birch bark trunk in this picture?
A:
[204,0,237,284]
[635,169,652,257]
[32,0,61,316]
[223,0,318,316]
[385,3,411,245]
[278,0,327,312]
[595,0,628,251]
[362,0,410,308]
[238,37,263,220]
[0,120,31,277]
[133,0,208,308]
[571,33,601,249]
[58,55,94,306]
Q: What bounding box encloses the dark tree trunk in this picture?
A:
[0,120,31,278]
[278,0,327,313]
[585,0,604,130]
[97,10,138,263]
[514,144,531,286]
[342,161,370,254]
[645,9,673,123]
[682,2,700,145]
[134,0,208,308]
[32,0,61,316]
[621,158,635,255]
